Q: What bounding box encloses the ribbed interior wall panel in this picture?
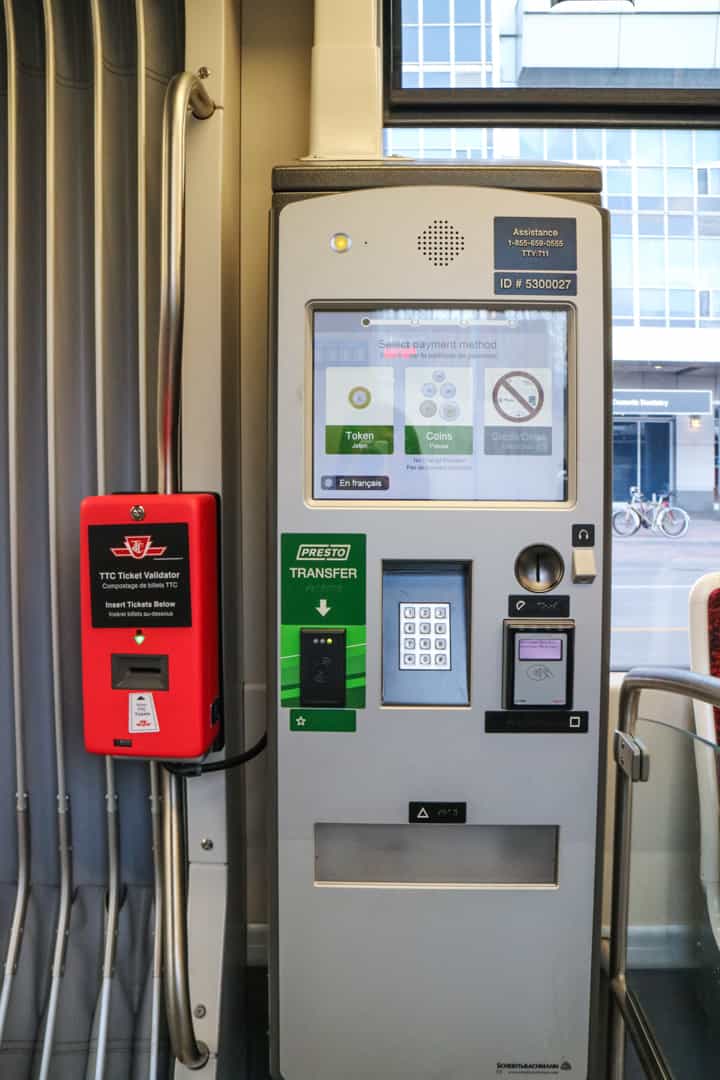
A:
[0,2,183,1076]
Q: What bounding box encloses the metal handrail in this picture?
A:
[132,6,163,1077]
[0,0,31,1046]
[608,666,720,1080]
[88,4,123,1076]
[38,3,74,1075]
[157,70,215,1071]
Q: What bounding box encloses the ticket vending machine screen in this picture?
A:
[312,307,570,502]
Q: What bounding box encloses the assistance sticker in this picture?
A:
[129,692,160,733]
[494,217,577,271]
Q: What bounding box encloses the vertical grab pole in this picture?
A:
[0,0,31,1045]
[132,5,164,1077]
[607,688,640,1080]
[38,2,74,1076]
[156,71,214,1070]
[88,4,121,1078]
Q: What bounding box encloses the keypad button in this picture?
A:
[404,638,416,650]
[420,638,431,650]
[404,654,416,666]
[403,622,415,634]
[436,654,448,666]
[403,605,416,618]
[435,622,447,634]
[420,654,431,666]
[436,638,447,650]
[435,607,446,618]
[419,622,431,634]
[419,607,431,618]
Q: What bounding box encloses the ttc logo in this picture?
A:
[110,535,167,560]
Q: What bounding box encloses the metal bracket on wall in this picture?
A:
[614,731,650,783]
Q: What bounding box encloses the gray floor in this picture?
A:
[627,968,720,1079]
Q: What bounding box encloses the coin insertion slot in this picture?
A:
[111,654,169,691]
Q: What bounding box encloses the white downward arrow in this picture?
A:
[316,598,331,617]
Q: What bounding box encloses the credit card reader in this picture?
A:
[504,619,574,709]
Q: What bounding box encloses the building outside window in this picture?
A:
[385,0,720,669]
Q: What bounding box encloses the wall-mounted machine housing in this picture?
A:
[80,492,221,759]
[270,161,610,1080]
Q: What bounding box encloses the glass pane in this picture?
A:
[669,290,696,318]
[607,130,632,163]
[399,0,720,90]
[666,131,693,166]
[382,124,720,670]
[455,26,481,63]
[455,0,481,21]
[639,289,666,318]
[667,238,694,287]
[626,717,720,1075]
[611,238,633,288]
[403,25,419,63]
[424,0,449,22]
[607,167,632,195]
[638,215,664,236]
[669,215,694,237]
[423,26,450,62]
[638,168,665,197]
[613,422,638,502]
[638,238,665,286]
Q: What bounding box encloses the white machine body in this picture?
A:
[270,171,610,1080]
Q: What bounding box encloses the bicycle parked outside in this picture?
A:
[612,486,690,538]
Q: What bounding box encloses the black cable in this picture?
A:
[164,731,267,776]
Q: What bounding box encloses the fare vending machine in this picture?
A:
[269,163,611,1080]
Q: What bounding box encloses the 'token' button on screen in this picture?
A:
[321,475,390,492]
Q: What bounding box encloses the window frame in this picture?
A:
[383,0,720,129]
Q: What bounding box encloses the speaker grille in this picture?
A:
[417,219,466,267]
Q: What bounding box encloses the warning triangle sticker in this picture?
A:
[416,807,430,820]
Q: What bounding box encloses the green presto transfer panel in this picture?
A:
[270,164,610,1080]
[280,533,366,708]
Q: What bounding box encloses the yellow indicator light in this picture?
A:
[327,637,333,644]
[134,630,145,645]
[330,232,351,253]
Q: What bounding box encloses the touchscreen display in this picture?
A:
[312,307,569,502]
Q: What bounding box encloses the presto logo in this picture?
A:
[296,543,350,562]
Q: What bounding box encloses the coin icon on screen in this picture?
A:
[419,400,437,418]
[348,385,372,409]
[440,402,461,421]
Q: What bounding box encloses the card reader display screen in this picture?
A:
[312,307,569,502]
[518,638,563,662]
